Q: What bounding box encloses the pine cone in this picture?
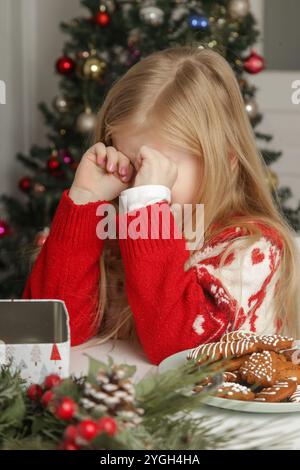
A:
[80,364,144,428]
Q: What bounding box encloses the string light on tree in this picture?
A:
[188,15,210,31]
[52,96,71,113]
[245,98,259,120]
[77,50,90,60]
[140,6,164,26]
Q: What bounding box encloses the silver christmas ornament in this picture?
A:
[228,0,250,20]
[76,108,97,133]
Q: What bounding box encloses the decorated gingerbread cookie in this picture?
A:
[239,350,279,387]
[289,385,300,403]
[187,338,258,363]
[255,379,297,403]
[280,348,300,364]
[214,382,255,401]
[223,371,239,383]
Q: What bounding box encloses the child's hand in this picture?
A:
[133,145,178,189]
[69,142,135,204]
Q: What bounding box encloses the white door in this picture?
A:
[250,0,300,208]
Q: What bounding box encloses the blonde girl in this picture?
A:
[23,45,300,365]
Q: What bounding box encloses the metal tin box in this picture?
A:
[0,299,70,384]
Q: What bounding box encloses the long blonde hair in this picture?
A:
[89,44,300,346]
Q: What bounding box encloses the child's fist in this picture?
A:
[69,142,135,204]
[133,145,178,189]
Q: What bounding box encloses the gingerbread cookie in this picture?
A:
[258,334,294,352]
[220,331,293,352]
[187,339,258,363]
[289,385,300,403]
[239,350,279,387]
[255,379,297,403]
[220,355,251,372]
[213,382,255,401]
[223,371,239,383]
[220,331,253,342]
[276,366,300,384]
[280,348,300,364]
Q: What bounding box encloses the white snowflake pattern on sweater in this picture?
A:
[184,226,283,338]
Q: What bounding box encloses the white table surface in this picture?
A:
[70,337,158,383]
[70,338,300,450]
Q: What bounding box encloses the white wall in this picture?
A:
[0,0,24,196]
[0,0,83,198]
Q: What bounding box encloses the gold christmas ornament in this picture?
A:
[228,0,250,20]
[82,56,107,80]
[76,108,97,133]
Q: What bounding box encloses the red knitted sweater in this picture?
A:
[22,190,283,365]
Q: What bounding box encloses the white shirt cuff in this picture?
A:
[119,184,171,214]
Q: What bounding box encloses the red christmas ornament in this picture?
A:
[41,390,54,407]
[78,419,99,441]
[244,50,265,74]
[64,424,79,443]
[0,220,11,238]
[27,384,43,401]
[60,441,80,450]
[47,158,61,172]
[56,56,75,75]
[18,176,32,192]
[94,11,111,26]
[55,397,77,420]
[44,373,62,389]
[97,416,117,436]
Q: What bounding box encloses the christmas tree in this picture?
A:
[0,0,299,298]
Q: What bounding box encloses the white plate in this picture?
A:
[158,348,300,414]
